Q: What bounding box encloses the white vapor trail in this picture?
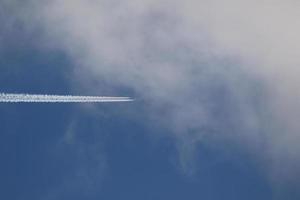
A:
[0,93,133,103]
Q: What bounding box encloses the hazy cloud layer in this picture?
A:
[6,0,300,183]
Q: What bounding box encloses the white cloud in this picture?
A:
[15,0,300,181]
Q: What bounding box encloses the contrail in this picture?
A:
[0,93,133,103]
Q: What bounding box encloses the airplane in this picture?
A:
[0,93,133,103]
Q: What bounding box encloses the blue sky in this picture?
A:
[1,1,300,199]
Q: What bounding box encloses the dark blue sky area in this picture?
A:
[0,14,294,200]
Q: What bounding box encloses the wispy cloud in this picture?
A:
[6,0,300,182]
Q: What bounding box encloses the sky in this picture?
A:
[1,0,300,199]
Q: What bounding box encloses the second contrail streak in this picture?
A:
[0,93,133,103]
